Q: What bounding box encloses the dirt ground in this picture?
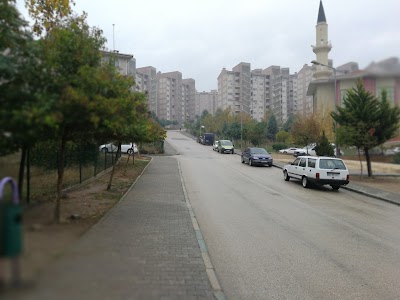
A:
[1,155,150,285]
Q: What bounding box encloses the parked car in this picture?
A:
[99,143,138,154]
[294,147,316,157]
[201,133,215,145]
[218,140,234,154]
[283,156,349,190]
[279,147,303,154]
[213,140,219,151]
[241,147,273,167]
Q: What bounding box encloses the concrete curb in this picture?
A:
[177,159,227,300]
[341,185,400,206]
[272,162,399,205]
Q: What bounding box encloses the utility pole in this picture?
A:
[112,24,115,51]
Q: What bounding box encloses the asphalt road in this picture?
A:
[166,131,400,300]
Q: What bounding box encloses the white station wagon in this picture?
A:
[283,156,349,190]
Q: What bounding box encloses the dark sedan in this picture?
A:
[241,147,273,167]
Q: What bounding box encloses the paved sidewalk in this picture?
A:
[11,154,214,299]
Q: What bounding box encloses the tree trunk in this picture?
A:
[107,142,121,190]
[55,134,67,223]
[18,146,26,201]
[357,148,363,179]
[365,148,373,177]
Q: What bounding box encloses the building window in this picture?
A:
[377,87,395,106]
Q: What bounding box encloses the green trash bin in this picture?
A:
[0,177,23,258]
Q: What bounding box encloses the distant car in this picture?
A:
[201,133,215,145]
[213,140,219,151]
[99,143,138,154]
[393,147,400,153]
[241,147,273,167]
[294,147,316,157]
[283,156,349,190]
[279,147,303,154]
[218,140,234,154]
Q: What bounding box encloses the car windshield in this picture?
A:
[251,148,268,154]
[221,140,233,146]
[319,159,346,170]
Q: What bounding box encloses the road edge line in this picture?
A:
[177,159,227,300]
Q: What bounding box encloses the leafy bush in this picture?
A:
[272,143,287,152]
[393,153,400,164]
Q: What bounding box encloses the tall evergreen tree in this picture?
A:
[332,81,400,176]
[266,114,278,141]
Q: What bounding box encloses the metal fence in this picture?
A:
[0,146,121,205]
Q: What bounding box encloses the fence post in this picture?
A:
[79,147,82,184]
[104,151,107,171]
[94,148,97,176]
[26,147,30,204]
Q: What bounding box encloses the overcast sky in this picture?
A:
[16,0,400,91]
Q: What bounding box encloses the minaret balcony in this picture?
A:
[312,44,332,53]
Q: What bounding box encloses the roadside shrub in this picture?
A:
[393,153,400,164]
[315,131,334,156]
[272,143,287,152]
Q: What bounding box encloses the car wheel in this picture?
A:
[331,185,340,190]
[101,148,108,153]
[127,149,133,154]
[231,150,234,154]
[284,170,290,181]
[302,176,308,188]
[241,157,245,163]
[283,151,287,154]
[249,159,253,166]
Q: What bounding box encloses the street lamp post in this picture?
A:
[200,125,205,137]
[311,60,340,157]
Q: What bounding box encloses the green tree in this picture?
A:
[283,115,295,132]
[275,130,290,144]
[315,131,334,156]
[25,0,76,35]
[290,114,320,149]
[332,81,400,176]
[0,0,45,196]
[266,114,278,141]
[39,15,113,222]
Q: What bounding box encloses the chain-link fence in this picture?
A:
[0,144,122,204]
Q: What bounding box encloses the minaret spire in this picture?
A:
[317,0,327,23]
[312,0,332,79]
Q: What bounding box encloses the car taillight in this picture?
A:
[316,173,320,180]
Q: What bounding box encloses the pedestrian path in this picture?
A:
[11,154,215,299]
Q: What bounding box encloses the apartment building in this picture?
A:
[136,66,157,114]
[156,71,182,123]
[250,69,270,121]
[100,50,136,76]
[262,66,291,125]
[296,64,314,116]
[217,63,251,117]
[182,78,196,122]
[195,90,218,117]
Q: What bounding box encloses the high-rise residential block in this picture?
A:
[296,64,314,116]
[182,78,196,122]
[195,90,218,117]
[263,66,292,125]
[217,63,251,116]
[250,69,270,121]
[136,66,158,114]
[156,71,182,123]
